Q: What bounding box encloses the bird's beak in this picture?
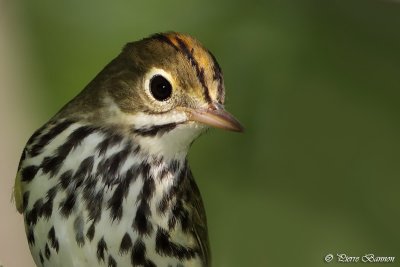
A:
[181,103,244,132]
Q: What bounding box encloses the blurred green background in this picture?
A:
[1,0,400,266]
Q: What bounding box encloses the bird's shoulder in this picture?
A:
[13,120,69,213]
[14,168,24,213]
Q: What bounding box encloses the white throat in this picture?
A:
[133,122,206,159]
[104,98,207,159]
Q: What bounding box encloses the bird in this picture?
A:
[13,32,243,267]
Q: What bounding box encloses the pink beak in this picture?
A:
[184,103,244,132]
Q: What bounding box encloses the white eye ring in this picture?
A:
[144,68,174,102]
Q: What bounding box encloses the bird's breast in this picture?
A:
[19,120,204,266]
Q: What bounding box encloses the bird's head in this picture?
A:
[59,32,243,156]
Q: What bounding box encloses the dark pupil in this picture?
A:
[150,75,172,101]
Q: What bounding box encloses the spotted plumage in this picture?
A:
[14,32,243,267]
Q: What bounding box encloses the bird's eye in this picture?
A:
[149,75,172,101]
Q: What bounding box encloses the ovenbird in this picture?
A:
[14,32,243,267]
